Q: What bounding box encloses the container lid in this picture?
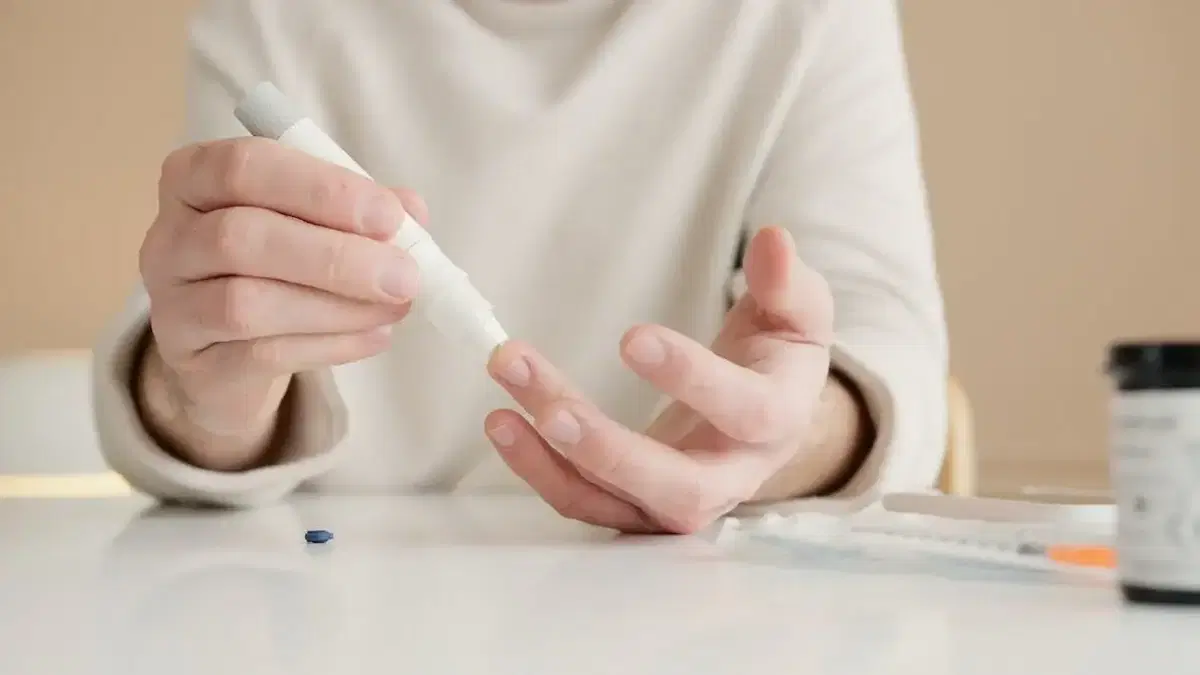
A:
[1108,341,1200,375]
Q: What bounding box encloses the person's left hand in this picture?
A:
[485,226,838,534]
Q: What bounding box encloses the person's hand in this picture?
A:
[485,226,836,533]
[138,137,425,468]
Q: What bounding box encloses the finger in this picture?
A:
[488,342,767,531]
[484,410,654,532]
[741,226,834,345]
[175,326,394,379]
[531,400,766,534]
[168,206,419,304]
[642,398,702,447]
[620,324,793,444]
[161,137,408,240]
[487,340,587,412]
[487,342,653,505]
[155,277,410,355]
[393,187,429,226]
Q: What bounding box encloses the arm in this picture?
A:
[741,0,949,503]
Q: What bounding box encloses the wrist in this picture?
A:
[749,368,875,502]
[810,368,876,493]
[135,334,292,472]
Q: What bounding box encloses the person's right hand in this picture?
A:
[137,137,424,469]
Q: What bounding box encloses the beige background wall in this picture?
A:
[903,0,1198,491]
[1,1,1196,493]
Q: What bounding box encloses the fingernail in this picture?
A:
[542,409,582,445]
[379,257,419,299]
[499,356,531,387]
[361,193,404,236]
[626,333,666,366]
[488,422,516,448]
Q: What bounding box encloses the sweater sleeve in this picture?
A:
[91,7,351,507]
[737,0,949,509]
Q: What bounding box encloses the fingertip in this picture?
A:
[744,227,797,311]
[483,408,507,428]
[492,338,531,360]
[487,341,511,370]
[619,323,656,352]
[487,339,533,379]
[485,409,525,449]
[623,322,666,340]
[746,225,791,274]
[392,187,429,226]
[487,407,529,426]
[752,225,795,253]
[384,299,414,322]
[620,325,675,372]
[360,190,410,241]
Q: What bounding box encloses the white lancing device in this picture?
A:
[233,82,508,356]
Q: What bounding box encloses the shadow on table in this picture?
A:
[98,503,344,675]
[94,497,663,674]
[281,491,629,548]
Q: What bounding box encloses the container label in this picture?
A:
[1111,391,1200,590]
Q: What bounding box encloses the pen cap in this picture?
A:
[235,82,373,180]
[232,81,300,139]
[234,82,302,140]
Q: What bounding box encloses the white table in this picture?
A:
[1,494,1196,675]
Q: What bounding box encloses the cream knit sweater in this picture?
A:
[92,0,948,509]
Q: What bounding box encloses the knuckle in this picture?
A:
[212,140,257,200]
[149,313,204,377]
[307,174,356,219]
[676,359,715,402]
[158,148,189,189]
[218,278,260,337]
[167,348,205,378]
[165,352,205,378]
[319,234,353,286]
[248,338,285,369]
[138,221,165,284]
[146,315,182,360]
[207,208,256,269]
[140,211,191,290]
[593,444,632,483]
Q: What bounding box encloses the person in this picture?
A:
[92,0,947,533]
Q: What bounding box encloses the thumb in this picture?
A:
[743,226,794,310]
[742,226,834,345]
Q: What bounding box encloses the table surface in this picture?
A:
[2,494,1197,675]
